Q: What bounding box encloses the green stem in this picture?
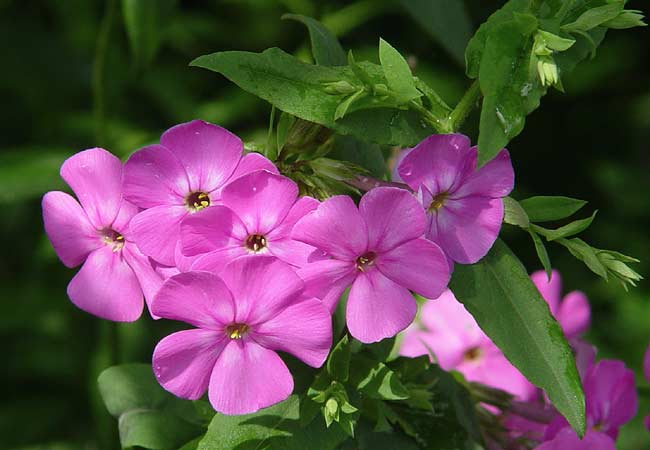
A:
[448,80,481,133]
[92,0,117,146]
[408,99,448,134]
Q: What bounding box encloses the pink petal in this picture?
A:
[42,191,101,267]
[208,340,293,415]
[644,344,650,382]
[152,271,235,329]
[377,237,449,299]
[644,415,650,431]
[359,187,426,253]
[190,247,248,274]
[229,152,279,181]
[537,429,616,450]
[573,339,596,379]
[390,147,413,183]
[110,200,140,237]
[60,148,123,228]
[129,205,188,266]
[452,149,514,198]
[530,269,563,315]
[435,196,504,264]
[346,269,417,343]
[122,243,165,318]
[67,246,143,322]
[297,258,356,312]
[160,120,243,192]
[557,291,590,339]
[219,256,304,325]
[153,329,226,400]
[267,196,320,240]
[180,205,247,257]
[397,134,473,194]
[253,298,332,367]
[221,171,298,235]
[465,349,537,401]
[292,195,367,260]
[123,144,190,208]
[267,238,321,268]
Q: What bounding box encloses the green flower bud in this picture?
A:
[323,80,358,95]
[537,55,559,87]
[603,10,647,30]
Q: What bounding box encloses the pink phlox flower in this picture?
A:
[544,359,638,442]
[291,186,449,343]
[42,148,164,321]
[534,428,615,450]
[531,269,591,340]
[122,120,277,266]
[151,256,332,415]
[399,289,537,401]
[397,134,514,265]
[179,170,319,273]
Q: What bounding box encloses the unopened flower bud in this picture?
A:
[323,80,358,95]
[537,55,559,87]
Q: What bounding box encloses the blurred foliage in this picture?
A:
[0,0,647,449]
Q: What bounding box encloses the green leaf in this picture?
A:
[529,230,553,280]
[351,357,410,401]
[191,48,435,147]
[477,17,543,165]
[520,196,587,222]
[449,240,585,436]
[122,0,175,67]
[378,38,421,103]
[327,335,352,382]
[98,364,204,450]
[282,14,346,66]
[603,10,647,29]
[276,112,296,154]
[561,1,624,33]
[556,237,608,279]
[541,210,597,241]
[503,196,530,228]
[328,135,386,179]
[399,0,472,66]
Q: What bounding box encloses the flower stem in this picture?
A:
[448,80,481,133]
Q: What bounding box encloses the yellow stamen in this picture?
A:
[226,323,249,340]
[428,192,448,212]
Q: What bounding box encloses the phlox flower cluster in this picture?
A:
[399,269,639,449]
[42,120,514,415]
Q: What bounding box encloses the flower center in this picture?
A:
[245,234,267,253]
[185,191,210,212]
[463,346,483,363]
[225,323,249,340]
[428,191,448,212]
[356,252,377,272]
[102,229,125,252]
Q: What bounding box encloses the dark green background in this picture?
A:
[1,1,647,449]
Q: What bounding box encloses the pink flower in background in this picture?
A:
[42,148,162,321]
[397,134,514,264]
[399,290,537,401]
[123,120,277,266]
[152,256,332,415]
[292,187,449,343]
[545,359,637,442]
[180,170,319,273]
[534,428,615,450]
[531,270,591,340]
[644,344,650,431]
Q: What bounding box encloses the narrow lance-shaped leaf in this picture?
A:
[378,38,421,103]
[283,14,346,66]
[449,240,586,435]
[561,1,624,33]
[520,195,587,222]
[540,210,598,241]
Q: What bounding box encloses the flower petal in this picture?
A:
[267,238,320,268]
[229,152,279,180]
[42,191,101,267]
[60,148,124,228]
[452,149,514,199]
[537,428,616,450]
[346,269,417,343]
[435,196,504,264]
[253,298,332,367]
[180,205,247,257]
[122,243,165,318]
[129,204,188,266]
[152,271,235,329]
[557,291,590,339]
[377,237,449,299]
[219,256,304,325]
[292,195,367,260]
[397,134,473,194]
[221,171,298,235]
[123,144,190,208]
[160,120,243,192]
[531,269,563,315]
[297,258,356,312]
[153,329,226,400]
[208,340,293,415]
[359,187,426,253]
[267,196,320,240]
[67,246,143,322]
[189,247,248,274]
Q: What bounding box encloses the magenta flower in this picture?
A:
[534,428,615,450]
[42,148,163,321]
[291,187,449,343]
[545,359,637,441]
[179,170,319,273]
[397,134,514,264]
[123,120,277,266]
[151,256,332,415]
[531,269,590,340]
[399,290,537,401]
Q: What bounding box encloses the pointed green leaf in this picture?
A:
[529,230,553,280]
[520,196,587,222]
[378,38,421,103]
[283,14,346,66]
[327,335,352,382]
[561,2,624,33]
[503,196,530,228]
[543,211,597,241]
